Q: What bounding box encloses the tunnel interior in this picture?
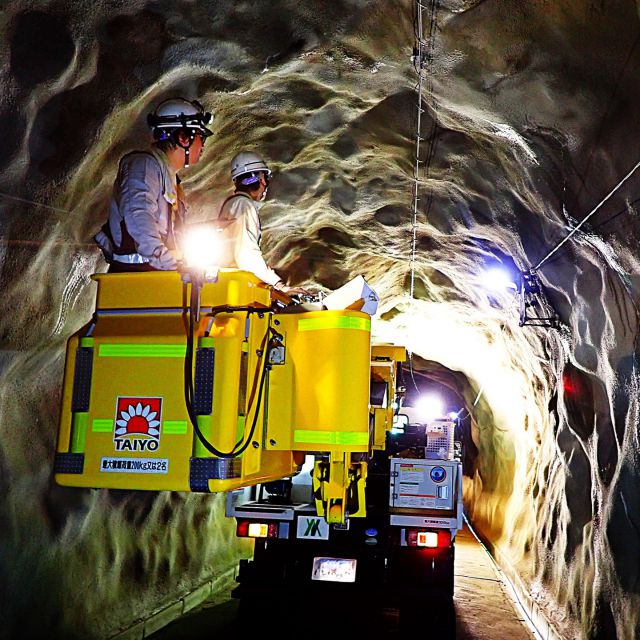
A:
[1,1,640,638]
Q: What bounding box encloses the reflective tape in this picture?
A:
[111,253,149,264]
[92,419,113,433]
[71,413,89,452]
[93,419,187,434]
[163,420,188,435]
[297,317,370,332]
[294,430,368,445]
[98,344,187,358]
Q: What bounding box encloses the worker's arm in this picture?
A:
[230,198,282,286]
[117,154,178,270]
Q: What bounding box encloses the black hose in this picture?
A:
[182,281,274,458]
[230,337,272,456]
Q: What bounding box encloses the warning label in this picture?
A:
[100,457,169,474]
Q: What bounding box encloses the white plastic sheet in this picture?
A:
[322,275,379,316]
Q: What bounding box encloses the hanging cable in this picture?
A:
[182,281,276,459]
[532,29,640,271]
[410,0,440,298]
[410,1,426,299]
[0,191,70,214]
[533,155,640,270]
[407,351,422,394]
[0,238,95,248]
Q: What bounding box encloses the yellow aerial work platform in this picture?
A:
[55,270,372,496]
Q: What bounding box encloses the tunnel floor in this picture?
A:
[148,523,535,639]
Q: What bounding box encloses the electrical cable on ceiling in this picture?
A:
[540,193,640,270]
[409,0,440,300]
[409,1,425,299]
[592,195,640,231]
[533,155,640,271]
[533,29,640,270]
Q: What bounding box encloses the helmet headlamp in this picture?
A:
[147,98,214,138]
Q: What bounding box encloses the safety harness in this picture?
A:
[94,152,184,270]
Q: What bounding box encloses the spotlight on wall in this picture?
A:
[480,267,518,292]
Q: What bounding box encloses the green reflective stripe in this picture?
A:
[194,415,213,458]
[80,337,94,347]
[298,317,370,332]
[98,344,187,358]
[92,419,113,433]
[71,413,89,452]
[294,430,368,445]
[164,420,188,435]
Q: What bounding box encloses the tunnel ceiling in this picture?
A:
[2,1,640,638]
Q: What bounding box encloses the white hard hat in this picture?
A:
[231,151,272,184]
[147,98,213,138]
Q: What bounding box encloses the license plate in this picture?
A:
[311,557,357,583]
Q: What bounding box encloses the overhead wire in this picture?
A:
[592,196,640,232]
[532,29,640,271]
[409,0,425,299]
[0,191,71,214]
[0,191,90,248]
[539,194,640,270]
[533,155,640,271]
[407,0,440,379]
[410,0,440,299]
[0,239,95,248]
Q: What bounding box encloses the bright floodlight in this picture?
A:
[481,267,518,292]
[182,225,220,275]
[415,394,444,421]
[448,411,459,420]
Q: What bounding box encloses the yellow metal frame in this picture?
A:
[56,271,377,508]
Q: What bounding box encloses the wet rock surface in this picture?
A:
[2,1,640,638]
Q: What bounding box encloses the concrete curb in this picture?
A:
[464,516,567,640]
[109,568,236,640]
[493,551,566,640]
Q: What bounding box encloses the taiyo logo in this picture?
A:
[113,397,162,452]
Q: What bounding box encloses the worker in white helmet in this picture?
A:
[215,151,310,295]
[94,97,213,272]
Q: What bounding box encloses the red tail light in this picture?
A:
[407,529,451,548]
[236,520,278,538]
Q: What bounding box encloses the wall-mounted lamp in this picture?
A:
[518,270,559,329]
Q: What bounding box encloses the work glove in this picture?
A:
[274,281,313,297]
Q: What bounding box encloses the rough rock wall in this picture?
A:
[2,1,640,638]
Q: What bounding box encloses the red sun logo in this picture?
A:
[113,397,162,440]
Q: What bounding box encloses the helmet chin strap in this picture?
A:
[176,126,196,168]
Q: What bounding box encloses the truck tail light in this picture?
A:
[236,520,279,538]
[407,529,451,548]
